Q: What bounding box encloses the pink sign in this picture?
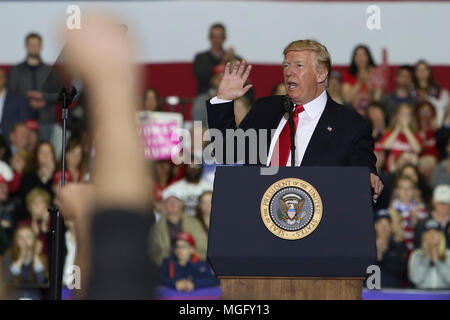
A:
[138,112,182,160]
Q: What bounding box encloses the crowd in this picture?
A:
[0,22,449,300]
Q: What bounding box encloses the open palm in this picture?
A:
[217,60,253,100]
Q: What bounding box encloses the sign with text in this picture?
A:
[137,111,183,160]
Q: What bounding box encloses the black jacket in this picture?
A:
[206,92,377,174]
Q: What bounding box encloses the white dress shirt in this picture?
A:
[210,89,328,166]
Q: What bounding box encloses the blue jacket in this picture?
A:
[160,254,220,289]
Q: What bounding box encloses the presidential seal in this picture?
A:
[260,178,323,240]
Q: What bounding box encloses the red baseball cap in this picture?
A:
[24,119,39,132]
[175,231,196,248]
[213,64,225,76]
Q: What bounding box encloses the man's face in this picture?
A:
[174,239,194,264]
[375,218,392,239]
[165,196,184,215]
[209,27,225,50]
[11,125,30,149]
[26,37,42,58]
[283,50,326,105]
[396,69,412,89]
[184,163,202,182]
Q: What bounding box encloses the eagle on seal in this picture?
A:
[279,195,306,225]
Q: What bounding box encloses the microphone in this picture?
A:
[283,95,296,167]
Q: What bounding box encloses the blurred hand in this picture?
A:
[10,154,26,173]
[217,60,253,100]
[370,173,383,202]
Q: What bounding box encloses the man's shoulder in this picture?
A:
[327,99,371,128]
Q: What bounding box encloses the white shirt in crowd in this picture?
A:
[164,178,213,216]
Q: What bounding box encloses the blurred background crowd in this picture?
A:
[0,19,449,299]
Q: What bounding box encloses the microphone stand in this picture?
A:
[284,96,296,167]
[48,87,77,300]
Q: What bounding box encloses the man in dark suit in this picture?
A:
[0,68,30,147]
[207,39,383,202]
[7,33,61,141]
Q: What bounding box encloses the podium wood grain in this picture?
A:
[220,277,364,300]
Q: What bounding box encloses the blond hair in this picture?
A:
[283,40,332,86]
[25,188,51,211]
[422,230,447,261]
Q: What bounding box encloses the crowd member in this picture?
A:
[159,231,219,292]
[327,70,344,105]
[388,175,428,255]
[7,33,61,141]
[0,135,11,162]
[9,123,30,155]
[413,60,450,127]
[152,159,180,220]
[149,188,207,267]
[397,164,432,208]
[373,209,408,288]
[195,191,213,233]
[57,138,86,183]
[0,69,29,146]
[1,225,48,299]
[415,100,439,160]
[435,104,450,159]
[409,219,450,289]
[24,119,40,154]
[163,161,212,216]
[375,103,422,172]
[430,138,450,189]
[21,141,55,195]
[367,102,387,142]
[193,23,231,95]
[414,185,450,249]
[20,188,51,258]
[342,44,379,111]
[0,161,15,254]
[381,65,417,123]
[8,149,29,196]
[142,87,163,112]
[271,82,287,96]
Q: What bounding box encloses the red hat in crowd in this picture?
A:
[24,119,39,132]
[175,231,196,248]
[213,64,225,76]
[53,171,73,184]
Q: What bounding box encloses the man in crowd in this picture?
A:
[9,123,29,155]
[380,65,417,123]
[193,23,237,95]
[0,69,29,147]
[7,33,61,141]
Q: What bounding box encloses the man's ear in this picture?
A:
[316,67,328,84]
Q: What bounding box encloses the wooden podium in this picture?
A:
[219,277,364,300]
[207,167,376,300]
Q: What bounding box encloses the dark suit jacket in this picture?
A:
[1,92,30,146]
[206,92,377,174]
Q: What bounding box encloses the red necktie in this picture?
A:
[270,105,304,166]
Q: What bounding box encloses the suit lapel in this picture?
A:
[300,98,337,166]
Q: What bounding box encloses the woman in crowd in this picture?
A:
[1,225,48,299]
[414,60,450,127]
[55,138,86,183]
[376,103,422,172]
[20,188,52,258]
[342,45,380,112]
[414,100,440,160]
[367,102,387,142]
[142,87,163,112]
[195,191,213,233]
[409,219,450,289]
[19,142,56,200]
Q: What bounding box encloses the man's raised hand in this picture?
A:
[217,60,253,101]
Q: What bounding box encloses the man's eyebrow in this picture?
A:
[283,60,305,64]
